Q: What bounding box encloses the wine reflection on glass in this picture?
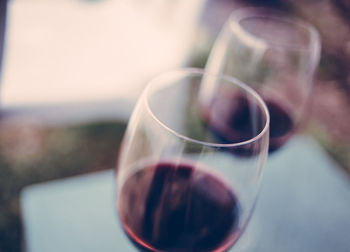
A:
[115,69,270,251]
[205,7,321,152]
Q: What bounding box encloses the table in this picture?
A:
[20,136,350,252]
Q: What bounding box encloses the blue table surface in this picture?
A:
[20,136,350,252]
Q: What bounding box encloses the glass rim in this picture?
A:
[143,68,270,148]
[227,7,321,53]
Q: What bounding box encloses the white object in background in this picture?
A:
[1,0,205,122]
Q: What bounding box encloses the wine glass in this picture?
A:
[115,68,269,251]
[205,7,321,152]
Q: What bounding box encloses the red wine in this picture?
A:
[202,93,266,156]
[265,99,294,152]
[118,162,240,251]
[203,92,293,153]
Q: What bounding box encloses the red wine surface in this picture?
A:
[118,162,240,252]
[204,92,293,153]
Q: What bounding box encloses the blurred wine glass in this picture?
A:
[205,7,321,152]
[116,69,270,251]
